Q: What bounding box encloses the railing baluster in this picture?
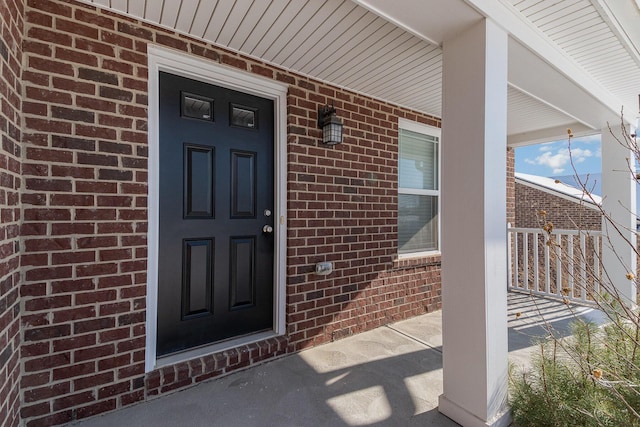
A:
[533,232,539,293]
[544,234,550,295]
[508,225,514,289]
[523,232,528,291]
[581,232,587,302]
[568,236,574,298]
[513,232,520,288]
[507,227,601,306]
[593,236,602,295]
[556,233,562,296]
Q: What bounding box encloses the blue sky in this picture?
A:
[514,134,601,177]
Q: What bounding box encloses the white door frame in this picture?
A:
[145,45,288,372]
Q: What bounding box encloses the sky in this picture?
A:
[514,134,601,178]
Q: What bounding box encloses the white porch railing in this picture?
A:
[508,226,602,305]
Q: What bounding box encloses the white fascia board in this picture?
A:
[463,0,632,121]
[507,123,595,147]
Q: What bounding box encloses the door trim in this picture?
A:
[146,46,288,371]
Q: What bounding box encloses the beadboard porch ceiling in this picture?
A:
[79,0,640,145]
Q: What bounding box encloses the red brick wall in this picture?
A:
[285,80,441,347]
[507,147,515,226]
[19,1,442,425]
[515,180,601,230]
[0,1,23,426]
[20,1,149,424]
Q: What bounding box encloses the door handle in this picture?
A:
[262,225,273,234]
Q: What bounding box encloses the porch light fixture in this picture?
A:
[318,105,343,145]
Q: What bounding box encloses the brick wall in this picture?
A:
[507,147,515,226]
[19,1,442,425]
[0,1,23,426]
[20,1,150,424]
[515,179,601,230]
[285,80,442,348]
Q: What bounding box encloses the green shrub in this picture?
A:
[509,317,640,426]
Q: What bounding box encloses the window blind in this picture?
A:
[399,129,438,191]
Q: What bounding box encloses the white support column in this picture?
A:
[601,121,637,305]
[438,19,510,427]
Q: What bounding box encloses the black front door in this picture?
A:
[157,72,275,357]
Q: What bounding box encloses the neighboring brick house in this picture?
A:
[515,172,602,231]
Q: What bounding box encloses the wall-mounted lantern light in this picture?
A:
[318,105,343,145]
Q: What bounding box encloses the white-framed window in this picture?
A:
[398,119,440,256]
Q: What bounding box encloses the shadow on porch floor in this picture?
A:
[67,293,606,427]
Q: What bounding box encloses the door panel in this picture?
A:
[157,72,274,356]
[231,150,257,218]
[184,144,215,218]
[182,238,213,319]
[230,237,256,309]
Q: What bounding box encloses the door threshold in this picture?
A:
[154,330,278,370]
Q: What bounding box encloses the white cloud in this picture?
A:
[525,147,595,174]
[538,142,556,152]
[573,134,600,145]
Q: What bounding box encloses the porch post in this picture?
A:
[438,18,510,427]
[601,121,637,305]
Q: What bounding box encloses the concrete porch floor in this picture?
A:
[68,293,607,427]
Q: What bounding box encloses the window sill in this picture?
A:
[392,251,441,270]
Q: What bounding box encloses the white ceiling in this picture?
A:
[507,0,640,123]
[78,0,640,145]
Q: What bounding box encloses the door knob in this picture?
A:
[262,225,273,234]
